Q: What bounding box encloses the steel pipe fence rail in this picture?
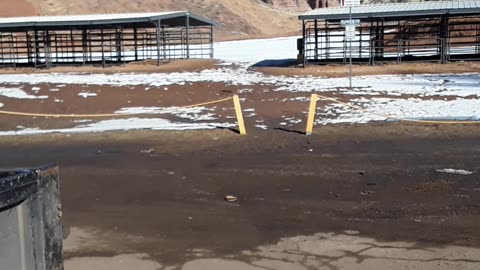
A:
[0,26,213,67]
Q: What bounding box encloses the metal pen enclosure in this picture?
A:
[299,0,480,65]
[0,12,216,68]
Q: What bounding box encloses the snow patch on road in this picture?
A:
[78,92,97,98]
[255,124,268,130]
[0,118,234,136]
[0,87,48,99]
[436,169,474,175]
[316,98,480,125]
[1,72,479,99]
[115,106,218,121]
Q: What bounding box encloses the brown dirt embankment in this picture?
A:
[257,62,480,78]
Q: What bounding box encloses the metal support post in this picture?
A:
[155,20,162,65]
[186,14,190,59]
[349,6,353,90]
[82,28,87,65]
[134,26,138,61]
[101,28,105,67]
[314,19,319,59]
[302,20,307,67]
[210,25,214,58]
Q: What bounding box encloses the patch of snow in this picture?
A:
[115,106,217,121]
[214,36,299,65]
[255,124,268,130]
[0,118,235,136]
[285,117,302,124]
[1,71,479,100]
[31,86,41,92]
[237,88,253,94]
[73,119,93,123]
[216,62,234,66]
[290,97,310,102]
[0,102,3,108]
[316,98,480,125]
[436,169,474,175]
[50,88,60,92]
[0,87,48,99]
[78,92,97,98]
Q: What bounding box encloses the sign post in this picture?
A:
[341,0,360,90]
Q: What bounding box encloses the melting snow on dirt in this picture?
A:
[0,118,234,136]
[316,98,480,125]
[78,92,98,98]
[0,87,48,99]
[436,169,474,175]
[0,71,479,98]
[115,106,218,121]
[0,37,479,134]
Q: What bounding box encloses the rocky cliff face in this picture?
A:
[2,0,403,41]
[306,0,341,8]
[21,0,304,40]
[260,0,341,10]
[260,0,311,11]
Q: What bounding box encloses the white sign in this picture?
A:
[345,25,356,40]
[342,0,360,7]
[341,19,360,26]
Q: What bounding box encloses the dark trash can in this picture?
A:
[0,165,63,270]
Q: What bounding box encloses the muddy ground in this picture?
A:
[1,124,480,269]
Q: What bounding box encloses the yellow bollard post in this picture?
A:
[233,95,247,135]
[305,94,318,136]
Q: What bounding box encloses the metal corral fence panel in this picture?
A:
[0,26,213,67]
[301,9,480,65]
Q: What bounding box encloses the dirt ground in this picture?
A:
[4,60,480,79]
[0,59,220,75]
[1,124,480,269]
[0,0,37,17]
[257,62,480,78]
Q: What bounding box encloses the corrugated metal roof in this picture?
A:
[0,11,216,28]
[299,0,480,20]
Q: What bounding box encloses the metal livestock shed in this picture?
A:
[298,0,480,65]
[0,11,216,68]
